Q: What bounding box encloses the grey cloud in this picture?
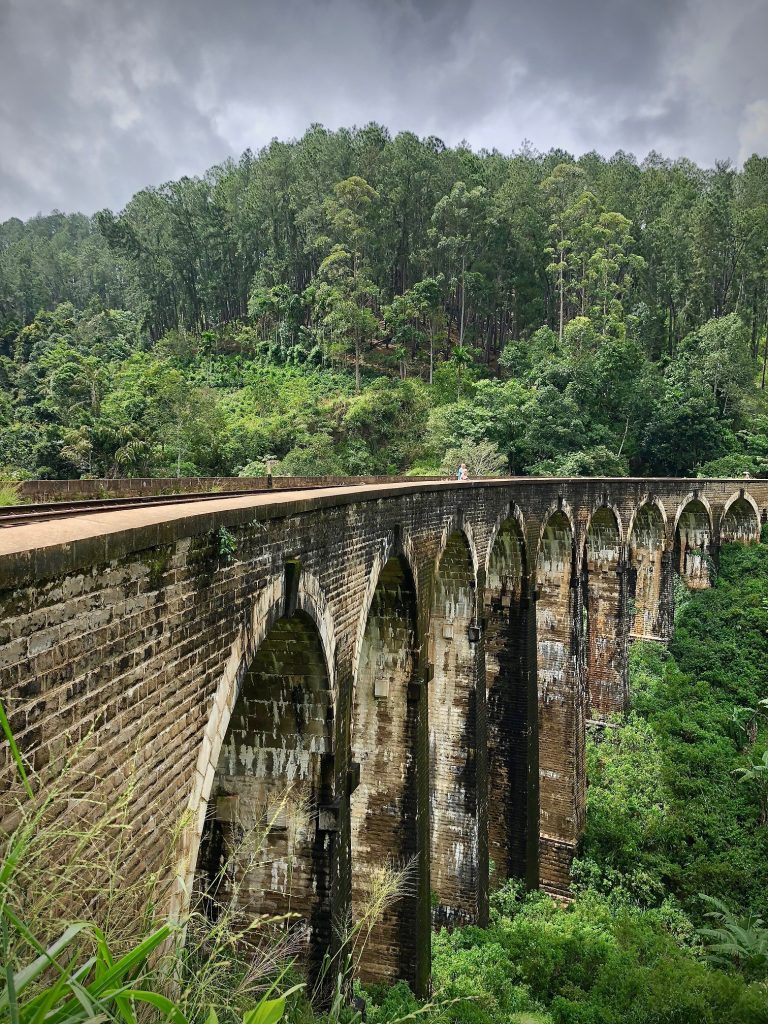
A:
[0,0,766,221]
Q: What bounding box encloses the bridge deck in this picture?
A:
[0,479,484,558]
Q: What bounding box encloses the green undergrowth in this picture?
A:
[363,541,768,1023]
[362,883,768,1024]
[579,541,768,921]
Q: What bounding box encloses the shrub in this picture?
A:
[439,440,507,478]
[432,887,768,1024]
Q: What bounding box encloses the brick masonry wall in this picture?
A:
[535,507,583,894]
[207,612,333,958]
[584,507,627,721]
[18,475,447,504]
[484,513,530,887]
[2,477,767,990]
[350,555,419,983]
[428,530,479,928]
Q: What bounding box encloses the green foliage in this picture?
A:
[275,433,346,477]
[439,440,507,478]
[733,750,768,826]
[581,544,768,922]
[698,453,763,477]
[698,894,768,980]
[0,917,184,1024]
[0,480,20,506]
[427,888,768,1024]
[216,527,238,562]
[529,446,628,477]
[3,132,768,482]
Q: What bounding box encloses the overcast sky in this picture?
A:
[1,0,767,222]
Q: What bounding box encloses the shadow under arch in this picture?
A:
[674,494,713,589]
[484,506,532,888]
[350,529,420,689]
[535,505,581,895]
[350,551,420,986]
[627,498,668,641]
[583,505,625,718]
[429,528,479,927]
[720,491,761,543]
[199,609,334,961]
[178,570,337,968]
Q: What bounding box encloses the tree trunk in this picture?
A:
[558,244,565,345]
[751,291,759,360]
[459,252,466,348]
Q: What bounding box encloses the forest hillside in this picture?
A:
[2,125,768,480]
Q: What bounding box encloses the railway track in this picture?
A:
[0,487,306,527]
[0,476,474,528]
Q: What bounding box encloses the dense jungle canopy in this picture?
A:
[1,124,768,479]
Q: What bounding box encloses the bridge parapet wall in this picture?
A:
[17,474,448,504]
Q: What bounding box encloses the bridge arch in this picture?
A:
[582,504,625,719]
[434,514,480,578]
[179,569,337,951]
[351,529,420,687]
[584,500,624,545]
[720,491,761,544]
[349,544,420,984]
[535,500,576,563]
[484,505,531,887]
[485,503,527,578]
[627,498,669,641]
[535,503,582,895]
[674,493,713,588]
[429,526,479,926]
[626,496,669,547]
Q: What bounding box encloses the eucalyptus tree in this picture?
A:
[430,181,488,349]
[541,163,587,342]
[316,176,381,391]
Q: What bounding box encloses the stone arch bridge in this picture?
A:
[0,477,765,992]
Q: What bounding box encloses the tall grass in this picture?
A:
[0,481,21,507]
[0,706,304,1024]
[311,858,418,1024]
[0,703,416,1024]
[0,704,179,1024]
[0,714,171,961]
[175,788,312,1024]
